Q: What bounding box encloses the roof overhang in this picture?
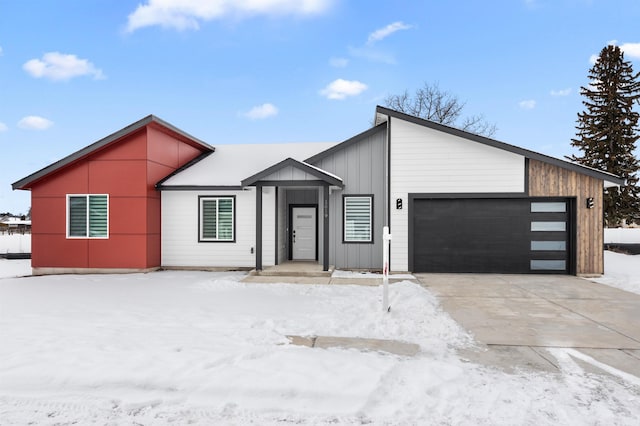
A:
[12,115,214,191]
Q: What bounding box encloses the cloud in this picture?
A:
[519,100,536,110]
[18,116,53,130]
[243,103,279,119]
[320,79,367,100]
[550,88,571,96]
[619,42,640,59]
[367,21,412,45]
[329,57,348,68]
[23,52,105,81]
[0,122,7,132]
[589,54,599,65]
[126,0,333,32]
[0,46,3,56]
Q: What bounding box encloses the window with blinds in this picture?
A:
[67,194,108,238]
[199,196,234,242]
[344,195,372,243]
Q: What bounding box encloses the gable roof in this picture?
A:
[157,141,337,189]
[12,115,214,190]
[375,105,625,186]
[241,157,343,187]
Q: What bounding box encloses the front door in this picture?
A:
[292,207,317,260]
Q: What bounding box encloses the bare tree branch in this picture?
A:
[384,82,497,137]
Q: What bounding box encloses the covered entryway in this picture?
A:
[241,157,344,271]
[410,197,574,274]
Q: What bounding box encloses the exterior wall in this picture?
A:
[310,127,385,269]
[161,188,275,268]
[389,118,526,271]
[29,126,206,271]
[528,159,604,275]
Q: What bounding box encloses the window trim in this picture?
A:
[198,195,236,243]
[66,194,109,239]
[343,194,374,244]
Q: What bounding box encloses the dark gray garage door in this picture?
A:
[411,198,572,274]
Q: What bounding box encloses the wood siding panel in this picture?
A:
[390,118,526,271]
[528,159,603,275]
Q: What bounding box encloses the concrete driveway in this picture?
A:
[415,274,640,377]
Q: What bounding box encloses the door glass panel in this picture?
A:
[531,241,566,251]
[531,221,566,231]
[531,202,566,212]
[530,260,566,270]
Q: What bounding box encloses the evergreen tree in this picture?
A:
[569,45,640,226]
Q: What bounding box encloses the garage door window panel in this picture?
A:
[531,260,566,270]
[531,221,566,232]
[531,241,566,251]
[531,202,566,213]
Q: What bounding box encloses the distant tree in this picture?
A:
[384,82,497,137]
[568,45,640,226]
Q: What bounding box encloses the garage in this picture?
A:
[410,197,574,274]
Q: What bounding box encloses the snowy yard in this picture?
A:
[1,257,640,425]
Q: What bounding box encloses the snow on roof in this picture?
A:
[160,142,338,187]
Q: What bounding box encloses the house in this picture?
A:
[0,215,31,235]
[13,106,623,276]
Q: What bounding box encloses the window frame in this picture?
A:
[66,194,109,239]
[198,195,236,243]
[343,194,374,244]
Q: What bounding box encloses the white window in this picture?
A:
[344,195,372,243]
[199,196,234,242]
[67,194,109,238]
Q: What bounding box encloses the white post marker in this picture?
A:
[382,226,392,312]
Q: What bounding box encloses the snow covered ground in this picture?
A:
[592,251,640,295]
[1,258,640,424]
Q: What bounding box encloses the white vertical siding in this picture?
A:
[389,118,525,271]
[162,188,274,268]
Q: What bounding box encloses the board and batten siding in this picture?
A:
[389,118,526,272]
[528,159,603,275]
[310,127,385,269]
[161,189,275,268]
[262,165,320,182]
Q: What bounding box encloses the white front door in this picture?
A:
[292,207,316,260]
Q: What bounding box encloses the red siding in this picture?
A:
[28,123,209,271]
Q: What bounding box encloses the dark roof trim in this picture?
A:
[375,105,625,186]
[12,115,215,190]
[157,185,244,191]
[305,123,386,164]
[155,151,214,188]
[241,157,343,187]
